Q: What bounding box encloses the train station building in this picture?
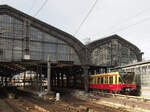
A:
[0,5,143,92]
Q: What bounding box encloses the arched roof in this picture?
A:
[0,5,87,64]
[87,34,142,61]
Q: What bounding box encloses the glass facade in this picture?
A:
[119,44,137,66]
[91,39,137,66]
[0,14,80,64]
[91,43,111,66]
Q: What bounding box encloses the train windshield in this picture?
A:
[119,72,136,84]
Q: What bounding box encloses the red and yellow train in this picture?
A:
[89,72,137,94]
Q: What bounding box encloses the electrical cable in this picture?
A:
[103,15,150,37]
[74,0,99,36]
[105,7,150,34]
[34,0,48,16]
[0,0,10,3]
[28,0,37,13]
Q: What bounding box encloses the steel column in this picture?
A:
[83,65,89,92]
[47,56,51,93]
[61,73,64,88]
[24,72,26,88]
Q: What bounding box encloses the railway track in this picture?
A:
[72,90,150,112]
[4,99,27,112]
[4,87,149,112]
[91,91,150,102]
[11,89,132,112]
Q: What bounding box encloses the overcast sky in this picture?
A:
[0,0,150,60]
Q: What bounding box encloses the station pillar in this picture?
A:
[1,76,3,86]
[82,65,89,92]
[23,72,26,89]
[53,72,57,87]
[61,73,64,88]
[5,77,7,87]
[47,56,52,93]
[9,77,11,86]
[104,67,107,73]
[57,73,60,87]
[66,75,69,88]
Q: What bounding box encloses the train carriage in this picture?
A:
[89,72,137,94]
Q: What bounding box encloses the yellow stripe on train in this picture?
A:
[89,72,119,78]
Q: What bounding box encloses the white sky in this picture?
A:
[0,0,150,60]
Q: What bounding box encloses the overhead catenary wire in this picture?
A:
[0,0,10,3]
[102,15,150,37]
[28,0,37,13]
[34,0,48,16]
[74,0,99,36]
[104,7,150,34]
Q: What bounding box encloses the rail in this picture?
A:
[92,91,150,102]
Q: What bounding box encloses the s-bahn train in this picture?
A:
[89,72,138,94]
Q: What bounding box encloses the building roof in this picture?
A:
[0,5,87,64]
[115,60,150,69]
[0,4,86,48]
[87,34,141,53]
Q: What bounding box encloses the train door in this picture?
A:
[101,76,104,90]
[97,77,101,89]
[105,76,108,89]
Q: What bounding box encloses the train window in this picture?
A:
[107,77,109,84]
[97,78,99,84]
[99,77,101,84]
[98,77,101,84]
[119,77,122,84]
[93,78,95,84]
[115,76,118,84]
[101,77,103,84]
[105,77,108,84]
[106,77,108,84]
[110,77,113,84]
[95,78,97,84]
[95,77,97,84]
[94,78,96,84]
[92,78,95,84]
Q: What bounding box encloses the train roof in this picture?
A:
[89,72,119,77]
[115,60,150,69]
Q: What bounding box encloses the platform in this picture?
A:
[141,87,150,98]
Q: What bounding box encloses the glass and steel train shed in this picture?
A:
[0,5,143,92]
